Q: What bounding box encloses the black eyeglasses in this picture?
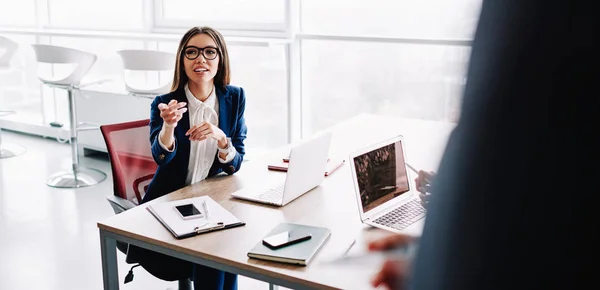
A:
[183,46,219,60]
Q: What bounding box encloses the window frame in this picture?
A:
[152,0,291,38]
[41,0,149,32]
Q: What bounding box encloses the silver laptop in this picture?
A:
[231,131,333,207]
[348,135,426,233]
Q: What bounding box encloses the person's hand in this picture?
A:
[158,100,187,128]
[185,121,227,146]
[368,234,417,290]
[415,170,435,206]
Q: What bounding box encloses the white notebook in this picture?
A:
[147,196,245,239]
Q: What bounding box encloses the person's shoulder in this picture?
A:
[221,85,246,101]
[223,85,244,96]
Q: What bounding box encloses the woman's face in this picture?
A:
[183,33,219,85]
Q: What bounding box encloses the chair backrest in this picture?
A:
[100,119,156,205]
[0,36,18,68]
[116,49,175,95]
[31,44,97,86]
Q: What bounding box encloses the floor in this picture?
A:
[0,130,270,290]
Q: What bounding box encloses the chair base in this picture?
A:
[47,167,107,188]
[0,143,26,158]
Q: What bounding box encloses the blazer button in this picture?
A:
[228,165,235,173]
[158,154,165,160]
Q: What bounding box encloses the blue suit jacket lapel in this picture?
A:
[217,87,232,136]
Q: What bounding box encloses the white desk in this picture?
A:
[97,114,455,289]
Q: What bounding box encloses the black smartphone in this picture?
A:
[262,231,312,249]
[174,203,203,220]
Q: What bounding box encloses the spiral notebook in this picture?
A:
[147,196,245,239]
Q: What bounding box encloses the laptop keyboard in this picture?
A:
[256,185,285,203]
[373,199,426,231]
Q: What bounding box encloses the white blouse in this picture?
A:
[158,83,236,185]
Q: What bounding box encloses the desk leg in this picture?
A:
[269,283,279,290]
[100,229,120,290]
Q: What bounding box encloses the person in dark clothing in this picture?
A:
[369,1,593,289]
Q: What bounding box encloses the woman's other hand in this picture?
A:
[186,121,227,147]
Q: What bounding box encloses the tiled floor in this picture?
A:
[0,130,269,290]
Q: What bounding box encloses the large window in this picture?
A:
[49,37,145,87]
[0,0,36,27]
[0,35,41,124]
[157,0,286,32]
[301,39,470,134]
[1,0,481,153]
[47,0,145,30]
[45,37,145,127]
[227,45,288,154]
[301,0,481,39]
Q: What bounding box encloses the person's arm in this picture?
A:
[368,234,419,289]
[150,96,187,165]
[217,137,236,163]
[213,87,247,175]
[158,123,176,152]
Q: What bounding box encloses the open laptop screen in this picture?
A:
[352,139,410,213]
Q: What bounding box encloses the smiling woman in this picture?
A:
[127,26,247,290]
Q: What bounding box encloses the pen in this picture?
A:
[343,239,357,255]
[202,200,210,219]
[406,163,432,184]
[406,163,419,175]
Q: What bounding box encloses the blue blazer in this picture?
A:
[142,85,247,203]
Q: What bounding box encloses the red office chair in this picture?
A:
[100,119,156,213]
[100,119,192,290]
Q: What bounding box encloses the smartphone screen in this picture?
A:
[262,231,312,249]
[175,203,203,219]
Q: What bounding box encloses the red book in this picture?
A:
[268,158,345,176]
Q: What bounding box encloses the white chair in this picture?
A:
[0,36,26,158]
[31,44,106,188]
[116,50,175,97]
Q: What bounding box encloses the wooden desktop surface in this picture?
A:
[97,114,456,290]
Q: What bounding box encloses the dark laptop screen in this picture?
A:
[352,140,410,213]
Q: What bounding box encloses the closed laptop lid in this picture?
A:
[348,135,414,222]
